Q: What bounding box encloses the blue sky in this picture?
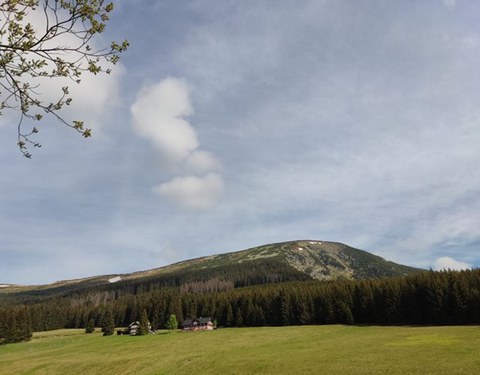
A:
[1,0,480,284]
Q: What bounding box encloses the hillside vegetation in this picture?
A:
[0,240,422,301]
[1,326,479,374]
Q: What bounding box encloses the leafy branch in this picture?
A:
[0,0,128,158]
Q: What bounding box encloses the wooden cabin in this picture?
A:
[117,320,153,336]
[181,317,214,331]
[128,321,141,336]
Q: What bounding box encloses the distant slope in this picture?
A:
[0,240,423,301]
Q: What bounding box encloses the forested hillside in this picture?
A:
[0,240,422,303]
[2,269,480,345]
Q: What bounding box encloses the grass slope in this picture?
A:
[1,326,479,374]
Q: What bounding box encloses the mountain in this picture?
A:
[0,240,423,301]
[150,239,422,281]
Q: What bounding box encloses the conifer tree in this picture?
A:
[5,309,17,344]
[235,307,243,327]
[85,318,95,334]
[279,291,291,326]
[0,310,6,345]
[165,314,178,331]
[138,309,149,335]
[101,308,115,336]
[225,304,234,327]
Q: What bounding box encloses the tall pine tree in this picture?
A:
[101,308,115,336]
[85,318,95,334]
[138,309,149,335]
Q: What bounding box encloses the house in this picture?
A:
[181,317,214,331]
[117,320,154,336]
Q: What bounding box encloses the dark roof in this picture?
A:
[198,317,212,324]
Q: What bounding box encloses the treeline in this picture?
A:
[1,269,480,344]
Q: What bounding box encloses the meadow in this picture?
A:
[0,325,479,374]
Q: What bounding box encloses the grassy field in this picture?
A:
[0,325,479,374]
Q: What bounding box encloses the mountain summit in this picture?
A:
[164,240,422,282]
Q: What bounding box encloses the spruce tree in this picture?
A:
[165,314,178,331]
[138,309,149,335]
[85,319,95,334]
[225,304,234,327]
[101,308,115,336]
[5,309,17,344]
[0,309,6,345]
[235,307,243,327]
[279,291,291,326]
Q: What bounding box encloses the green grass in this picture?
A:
[1,325,479,374]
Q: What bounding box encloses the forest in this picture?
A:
[1,268,480,344]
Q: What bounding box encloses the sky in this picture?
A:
[1,0,479,285]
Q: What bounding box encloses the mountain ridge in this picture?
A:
[0,240,423,298]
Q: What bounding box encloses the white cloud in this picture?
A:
[153,173,224,210]
[434,257,472,271]
[185,150,221,174]
[131,78,198,162]
[131,77,223,210]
